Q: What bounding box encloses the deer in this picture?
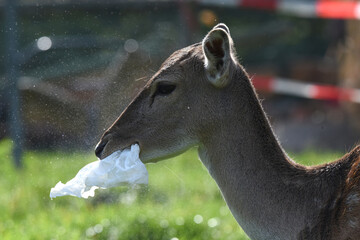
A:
[95,23,360,240]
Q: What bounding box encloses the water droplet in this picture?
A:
[219,205,228,216]
[124,39,139,53]
[37,36,52,51]
[101,218,110,227]
[94,224,103,233]
[86,227,95,237]
[175,217,184,225]
[193,214,203,224]
[159,219,169,228]
[207,218,219,228]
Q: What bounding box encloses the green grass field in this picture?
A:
[0,139,344,240]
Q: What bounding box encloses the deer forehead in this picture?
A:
[159,43,203,70]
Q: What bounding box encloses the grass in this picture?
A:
[0,139,344,240]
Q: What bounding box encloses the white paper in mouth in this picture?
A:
[49,144,148,199]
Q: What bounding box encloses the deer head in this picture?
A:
[95,23,241,163]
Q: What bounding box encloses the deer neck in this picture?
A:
[197,72,339,239]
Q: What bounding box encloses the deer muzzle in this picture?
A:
[95,139,108,159]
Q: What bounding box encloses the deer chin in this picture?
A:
[140,140,199,164]
[139,149,178,164]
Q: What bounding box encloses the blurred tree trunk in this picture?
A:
[339,19,360,129]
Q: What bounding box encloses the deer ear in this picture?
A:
[202,24,233,88]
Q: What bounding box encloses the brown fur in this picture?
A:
[329,147,360,239]
[95,24,360,239]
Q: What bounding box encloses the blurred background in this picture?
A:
[3,0,360,164]
[1,0,360,239]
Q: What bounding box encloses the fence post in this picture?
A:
[5,0,23,168]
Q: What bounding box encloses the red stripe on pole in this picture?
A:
[252,75,358,103]
[251,75,274,91]
[316,1,357,19]
[311,85,342,100]
[338,89,353,102]
[241,0,278,10]
[311,86,353,101]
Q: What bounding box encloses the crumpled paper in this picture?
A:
[50,144,148,199]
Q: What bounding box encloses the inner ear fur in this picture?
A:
[202,26,233,88]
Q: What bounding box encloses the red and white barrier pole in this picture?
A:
[199,0,360,20]
[251,75,360,103]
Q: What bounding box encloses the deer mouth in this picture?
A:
[95,140,108,159]
[95,138,140,160]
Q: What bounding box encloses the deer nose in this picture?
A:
[95,140,108,159]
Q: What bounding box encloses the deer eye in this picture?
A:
[155,82,176,96]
